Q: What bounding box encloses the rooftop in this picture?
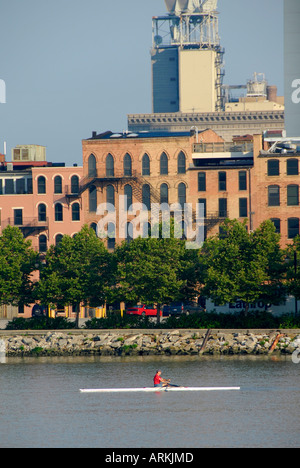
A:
[87,130,194,141]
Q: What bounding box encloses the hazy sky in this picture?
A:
[0,0,283,165]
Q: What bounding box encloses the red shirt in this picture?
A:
[154,373,161,385]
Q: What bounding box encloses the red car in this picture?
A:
[126,305,162,317]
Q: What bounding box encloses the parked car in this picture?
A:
[126,304,162,317]
[163,302,204,316]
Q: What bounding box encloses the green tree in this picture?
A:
[36,225,115,327]
[199,219,285,314]
[115,232,198,323]
[0,226,38,307]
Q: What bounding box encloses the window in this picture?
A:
[270,218,281,234]
[177,152,186,174]
[160,153,168,175]
[287,185,299,206]
[239,171,247,191]
[198,173,206,191]
[106,154,114,177]
[16,179,25,194]
[288,218,299,239]
[72,202,80,221]
[55,203,63,221]
[37,176,46,194]
[124,184,132,211]
[142,184,151,210]
[218,172,226,191]
[14,209,23,226]
[142,154,150,176]
[126,222,133,243]
[88,154,97,178]
[89,185,97,212]
[218,198,227,218]
[142,222,151,238]
[268,185,280,206]
[287,159,299,176]
[267,159,279,176]
[90,223,97,235]
[39,234,47,253]
[55,234,63,246]
[54,175,62,194]
[107,222,115,250]
[71,175,79,194]
[38,203,47,222]
[5,179,14,194]
[27,178,33,194]
[198,198,207,218]
[107,185,115,207]
[178,183,186,208]
[239,198,248,217]
[123,153,132,176]
[160,183,169,204]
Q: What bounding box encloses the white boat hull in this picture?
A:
[80,386,240,393]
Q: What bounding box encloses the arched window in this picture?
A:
[124,184,132,211]
[55,203,63,221]
[270,218,281,234]
[39,234,47,253]
[142,184,151,210]
[126,222,133,243]
[177,151,186,174]
[178,183,186,208]
[124,153,132,176]
[38,203,47,222]
[287,159,299,176]
[268,185,280,206]
[37,176,46,194]
[160,153,168,175]
[71,175,79,194]
[107,222,116,250]
[287,184,299,206]
[267,159,279,176]
[142,154,150,176]
[107,185,115,207]
[88,154,97,178]
[54,175,62,194]
[106,154,114,177]
[72,202,80,221]
[90,223,97,235]
[160,183,169,204]
[89,185,97,212]
[55,234,63,246]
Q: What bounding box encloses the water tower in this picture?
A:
[151,0,225,113]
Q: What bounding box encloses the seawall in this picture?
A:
[1,329,300,357]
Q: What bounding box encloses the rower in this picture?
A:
[153,370,171,387]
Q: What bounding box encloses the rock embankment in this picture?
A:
[1,329,300,357]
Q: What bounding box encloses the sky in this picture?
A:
[0,0,284,166]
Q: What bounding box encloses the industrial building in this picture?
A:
[128,0,285,140]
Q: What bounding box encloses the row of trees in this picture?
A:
[0,220,299,326]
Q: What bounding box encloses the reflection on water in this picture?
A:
[0,355,299,448]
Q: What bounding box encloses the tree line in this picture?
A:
[0,219,299,326]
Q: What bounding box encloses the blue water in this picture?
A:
[0,355,299,448]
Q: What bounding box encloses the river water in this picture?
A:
[0,355,299,448]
